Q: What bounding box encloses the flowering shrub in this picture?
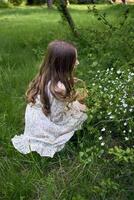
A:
[78,66,134,198]
[79,67,133,164]
[88,67,133,143]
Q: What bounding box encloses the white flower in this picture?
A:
[109,115,114,119]
[129,129,132,133]
[125,137,129,141]
[123,130,126,133]
[104,88,108,91]
[92,83,95,86]
[124,122,127,126]
[129,108,133,112]
[108,112,112,115]
[101,142,105,146]
[117,70,121,74]
[123,103,128,108]
[99,136,103,140]
[101,128,105,132]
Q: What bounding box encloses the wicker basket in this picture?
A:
[74,77,88,103]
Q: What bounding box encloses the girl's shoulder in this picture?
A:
[48,80,65,89]
[55,81,66,92]
[48,80,66,95]
[36,81,66,102]
[27,81,66,109]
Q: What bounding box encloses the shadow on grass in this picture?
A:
[0,4,134,18]
[0,6,57,17]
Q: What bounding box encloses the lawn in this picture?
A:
[0,4,134,200]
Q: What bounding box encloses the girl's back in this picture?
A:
[11,40,88,158]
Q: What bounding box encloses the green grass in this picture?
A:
[0,4,134,200]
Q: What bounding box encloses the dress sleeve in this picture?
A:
[68,100,83,112]
[48,81,67,123]
[49,82,85,123]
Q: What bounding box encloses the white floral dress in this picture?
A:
[11,81,88,158]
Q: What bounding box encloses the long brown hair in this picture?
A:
[26,40,77,116]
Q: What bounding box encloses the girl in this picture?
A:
[11,40,88,158]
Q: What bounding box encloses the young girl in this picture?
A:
[11,40,88,158]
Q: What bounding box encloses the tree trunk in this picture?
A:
[47,0,53,8]
[56,0,78,36]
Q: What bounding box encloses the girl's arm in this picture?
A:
[54,81,88,113]
[74,77,88,104]
[69,100,88,112]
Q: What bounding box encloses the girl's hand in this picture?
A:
[72,100,88,112]
[78,103,88,112]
